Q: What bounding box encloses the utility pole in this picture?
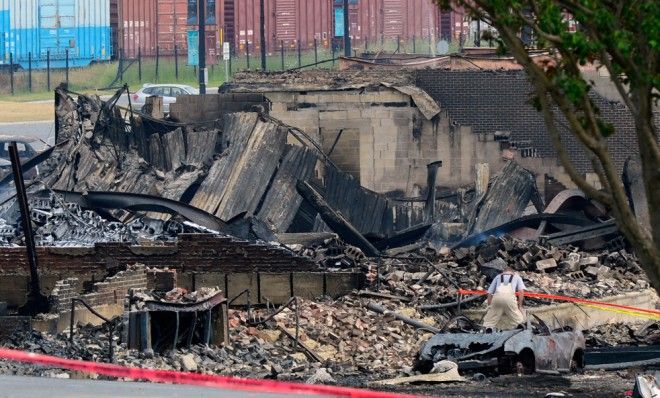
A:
[343,0,351,57]
[198,0,207,94]
[260,0,266,70]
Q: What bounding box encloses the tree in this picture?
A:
[436,0,659,292]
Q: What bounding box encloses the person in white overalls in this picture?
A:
[482,267,526,330]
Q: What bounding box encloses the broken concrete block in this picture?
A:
[536,258,558,272]
[306,368,336,385]
[579,256,599,266]
[179,353,198,372]
[560,252,581,272]
[258,330,282,343]
[480,257,507,279]
[290,352,308,362]
[585,265,610,278]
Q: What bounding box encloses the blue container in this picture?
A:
[0,0,112,69]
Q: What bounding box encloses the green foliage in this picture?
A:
[434,0,659,93]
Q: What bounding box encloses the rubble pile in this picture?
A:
[3,293,654,384]
[0,193,210,246]
[371,236,650,306]
[0,296,437,382]
[287,236,367,269]
[229,69,415,89]
[585,321,659,347]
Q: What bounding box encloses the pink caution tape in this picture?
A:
[0,348,419,398]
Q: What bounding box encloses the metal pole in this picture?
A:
[198,0,207,94]
[246,39,250,69]
[138,48,142,81]
[65,49,69,85]
[314,38,318,63]
[119,49,124,82]
[280,40,285,70]
[46,50,51,92]
[174,44,179,80]
[343,0,350,56]
[9,53,14,95]
[229,43,233,75]
[155,46,159,82]
[297,41,301,67]
[260,0,266,70]
[10,143,48,315]
[365,36,368,51]
[396,35,400,53]
[69,299,75,344]
[28,52,32,93]
[108,324,115,362]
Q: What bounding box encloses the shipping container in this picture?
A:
[113,0,219,63]
[0,0,112,69]
[219,0,334,54]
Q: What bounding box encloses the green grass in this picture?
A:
[0,40,462,100]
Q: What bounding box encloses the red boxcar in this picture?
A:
[351,0,467,44]
[113,0,221,61]
[218,0,334,54]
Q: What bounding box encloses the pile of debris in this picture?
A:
[585,321,660,347]
[3,292,656,385]
[228,69,416,90]
[0,193,211,246]
[0,292,447,384]
[368,235,650,307]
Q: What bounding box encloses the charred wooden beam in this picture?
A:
[296,180,380,257]
[366,302,441,333]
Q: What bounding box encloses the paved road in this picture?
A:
[0,121,55,150]
[0,375,337,398]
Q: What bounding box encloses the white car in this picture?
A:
[129,84,199,113]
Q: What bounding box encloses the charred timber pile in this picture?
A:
[36,87,427,243]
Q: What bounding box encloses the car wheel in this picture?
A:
[515,348,535,375]
[570,349,584,373]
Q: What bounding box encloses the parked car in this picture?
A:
[414,315,585,375]
[130,84,199,114]
[0,136,40,180]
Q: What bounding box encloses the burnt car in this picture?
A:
[0,136,40,180]
[414,315,585,375]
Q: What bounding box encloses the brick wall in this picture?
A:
[0,234,315,276]
[51,264,148,314]
[265,87,572,194]
[415,69,639,173]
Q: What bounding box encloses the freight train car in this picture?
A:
[0,0,112,69]
[218,0,334,54]
[112,0,219,64]
[342,0,468,45]
[218,0,466,56]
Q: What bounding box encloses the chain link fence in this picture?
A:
[0,35,467,97]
